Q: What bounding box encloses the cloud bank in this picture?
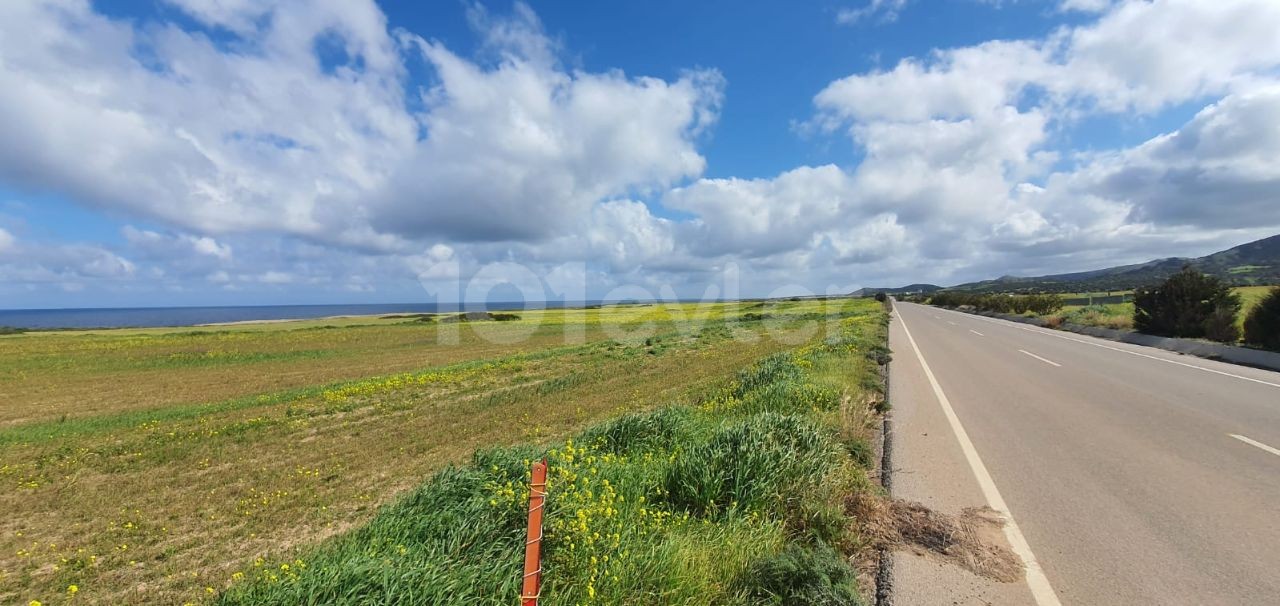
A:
[2,0,1280,304]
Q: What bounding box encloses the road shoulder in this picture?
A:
[888,307,1038,605]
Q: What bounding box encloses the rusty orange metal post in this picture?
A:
[521,458,548,606]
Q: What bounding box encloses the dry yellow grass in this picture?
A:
[0,300,860,604]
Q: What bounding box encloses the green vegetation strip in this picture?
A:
[216,304,888,605]
[0,316,817,446]
[0,340,600,446]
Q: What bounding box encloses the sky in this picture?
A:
[2,0,1280,308]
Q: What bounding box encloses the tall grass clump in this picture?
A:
[216,460,529,605]
[664,413,840,515]
[217,300,888,606]
[733,352,803,395]
[577,405,707,455]
[737,543,863,606]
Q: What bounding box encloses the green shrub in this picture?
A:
[927,292,1063,315]
[1203,305,1241,343]
[863,342,891,365]
[737,543,863,606]
[1133,267,1241,342]
[1243,286,1280,351]
[440,312,521,323]
[664,413,839,515]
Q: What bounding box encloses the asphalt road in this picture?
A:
[888,301,1280,606]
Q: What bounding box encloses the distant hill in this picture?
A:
[850,284,943,297]
[947,234,1280,294]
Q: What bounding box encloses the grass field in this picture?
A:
[1235,285,1276,315]
[1045,286,1276,335]
[1,299,886,605]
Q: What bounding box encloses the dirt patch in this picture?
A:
[892,501,1023,582]
[851,494,1023,583]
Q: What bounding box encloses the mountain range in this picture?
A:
[863,234,1280,295]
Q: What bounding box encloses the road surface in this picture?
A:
[888,301,1280,605]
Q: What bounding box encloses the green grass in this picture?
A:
[4,298,881,605]
[1227,265,1267,274]
[1235,285,1274,312]
[1055,303,1135,330]
[214,302,888,605]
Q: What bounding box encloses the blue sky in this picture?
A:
[2,0,1279,308]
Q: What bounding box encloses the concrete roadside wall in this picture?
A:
[945,307,1280,373]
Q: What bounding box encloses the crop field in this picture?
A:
[1,299,886,605]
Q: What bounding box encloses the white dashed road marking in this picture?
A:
[1230,434,1280,458]
[1019,349,1061,367]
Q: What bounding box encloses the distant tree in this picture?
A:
[1132,266,1241,342]
[1243,286,1280,351]
[873,292,887,303]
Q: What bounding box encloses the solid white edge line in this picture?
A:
[898,310,1063,606]
[970,329,985,337]
[924,304,1280,390]
[1019,349,1062,367]
[1230,434,1280,457]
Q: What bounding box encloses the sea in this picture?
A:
[0,302,577,330]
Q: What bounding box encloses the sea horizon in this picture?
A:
[0,299,771,329]
[0,301,570,330]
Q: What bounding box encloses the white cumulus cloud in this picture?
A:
[0,0,719,252]
[3,0,1280,304]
